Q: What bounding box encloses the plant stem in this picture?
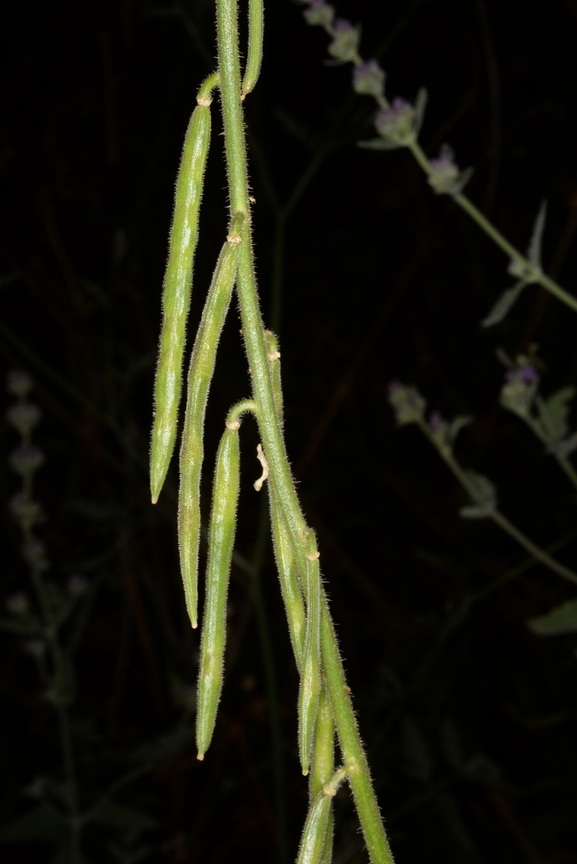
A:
[250,494,289,864]
[419,421,577,587]
[216,2,393,860]
[26,547,81,861]
[408,139,577,314]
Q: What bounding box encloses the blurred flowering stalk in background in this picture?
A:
[2,0,577,861]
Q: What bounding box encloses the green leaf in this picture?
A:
[547,431,577,459]
[537,387,576,442]
[481,281,526,327]
[527,597,577,635]
[447,415,472,447]
[464,471,497,509]
[414,87,428,135]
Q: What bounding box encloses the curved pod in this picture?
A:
[196,424,241,759]
[299,534,322,775]
[296,789,332,864]
[178,218,244,628]
[150,95,212,505]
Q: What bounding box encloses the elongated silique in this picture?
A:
[196,423,241,759]
[150,84,214,505]
[178,215,244,629]
[269,484,306,668]
[299,532,322,776]
[296,788,332,864]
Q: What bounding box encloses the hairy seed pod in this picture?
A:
[196,424,240,759]
[310,688,335,864]
[178,217,244,629]
[269,484,305,668]
[150,93,212,505]
[296,789,331,864]
[241,0,264,98]
[299,531,321,775]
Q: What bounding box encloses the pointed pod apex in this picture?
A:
[191,619,198,630]
[151,495,158,505]
[302,769,309,776]
[197,752,204,761]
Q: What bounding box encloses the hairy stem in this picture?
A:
[216,1,393,860]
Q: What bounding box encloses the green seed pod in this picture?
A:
[178,216,245,629]
[196,423,240,759]
[296,789,332,864]
[310,688,335,864]
[299,531,321,776]
[150,81,215,506]
[309,688,334,798]
[241,0,264,99]
[269,484,305,668]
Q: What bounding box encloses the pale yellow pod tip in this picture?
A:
[302,769,309,776]
[197,752,205,761]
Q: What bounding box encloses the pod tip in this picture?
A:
[302,769,309,777]
[191,620,198,630]
[197,753,205,762]
[151,495,158,505]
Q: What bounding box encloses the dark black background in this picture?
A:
[2,0,577,861]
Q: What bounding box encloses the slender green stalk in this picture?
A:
[418,420,577,587]
[241,0,264,98]
[9,390,81,862]
[307,6,577,317]
[520,410,577,493]
[320,599,394,864]
[216,1,393,859]
[490,510,577,587]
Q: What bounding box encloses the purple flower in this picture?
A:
[6,592,29,616]
[9,492,43,526]
[327,18,360,63]
[7,402,41,436]
[353,60,385,98]
[388,381,426,425]
[505,364,537,384]
[22,536,49,571]
[428,148,459,194]
[375,98,416,146]
[428,411,446,434]
[428,145,472,196]
[501,361,539,418]
[519,364,538,383]
[303,0,334,28]
[7,370,33,398]
[9,445,44,477]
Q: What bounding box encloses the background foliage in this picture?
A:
[1,0,577,861]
